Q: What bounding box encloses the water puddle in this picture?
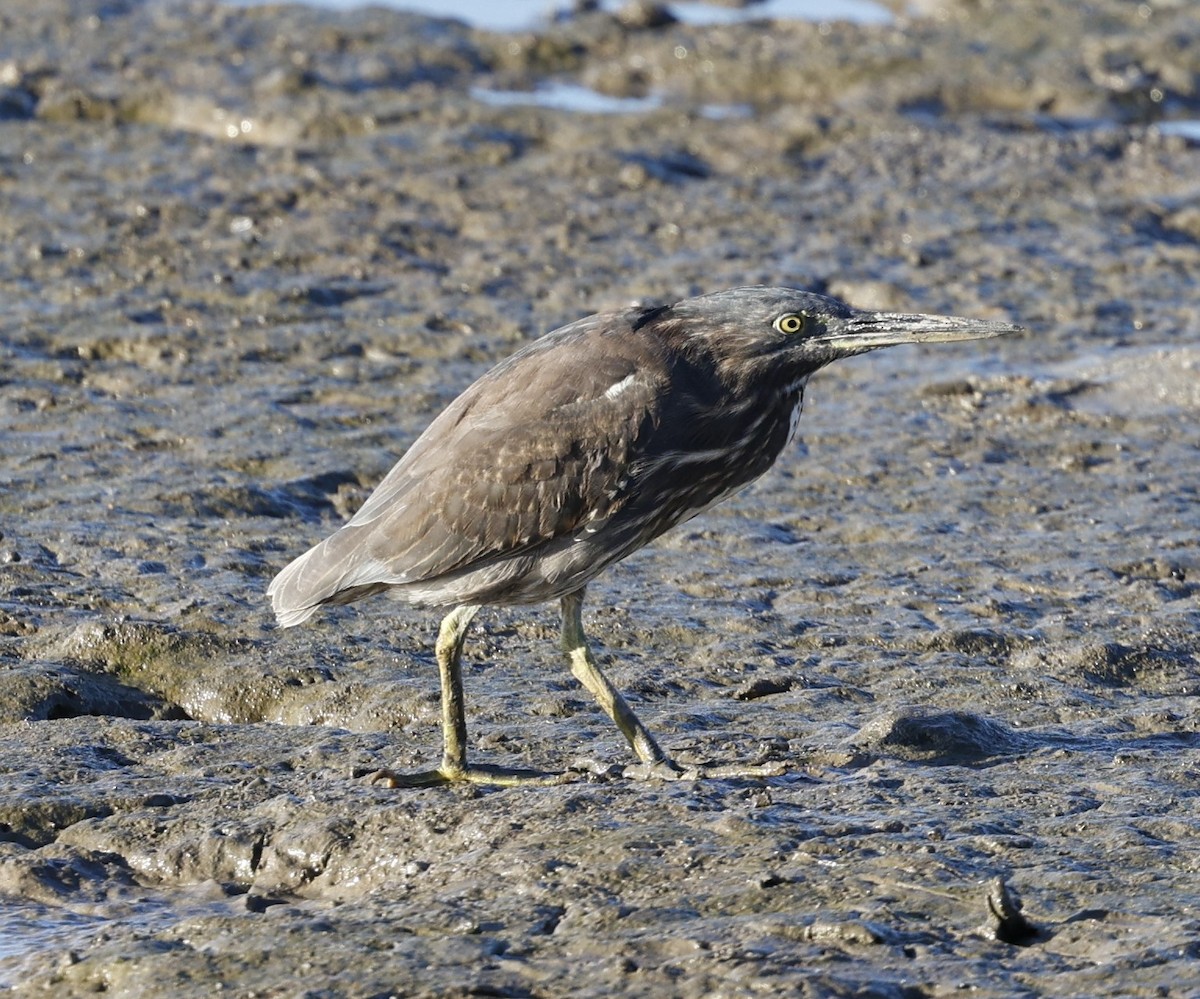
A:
[1155,119,1200,143]
[668,0,892,28]
[469,81,751,117]
[226,0,894,33]
[470,81,663,115]
[0,899,154,987]
[0,887,276,987]
[221,0,894,116]
[1022,116,1200,144]
[0,905,97,977]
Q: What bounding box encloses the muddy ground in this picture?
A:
[1,0,1199,995]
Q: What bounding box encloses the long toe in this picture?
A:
[455,763,580,787]
[623,759,789,781]
[693,760,789,780]
[362,767,454,788]
[362,764,579,789]
[623,759,692,781]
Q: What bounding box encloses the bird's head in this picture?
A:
[650,286,1022,394]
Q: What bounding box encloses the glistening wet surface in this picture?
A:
[1,0,1199,995]
[229,0,894,33]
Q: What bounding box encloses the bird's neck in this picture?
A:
[783,377,808,445]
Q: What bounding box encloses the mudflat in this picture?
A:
[1,1,1198,995]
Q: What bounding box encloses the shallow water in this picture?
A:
[471,80,667,114]
[1,0,1199,995]
[228,0,894,33]
[1155,119,1200,143]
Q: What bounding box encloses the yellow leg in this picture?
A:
[560,588,683,777]
[365,594,788,789]
[435,603,478,778]
[368,605,567,788]
[560,588,788,782]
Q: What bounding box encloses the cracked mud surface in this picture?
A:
[1,0,1199,995]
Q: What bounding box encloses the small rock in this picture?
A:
[979,876,1040,945]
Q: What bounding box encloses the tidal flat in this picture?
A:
[1,0,1198,995]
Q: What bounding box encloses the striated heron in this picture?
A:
[268,286,1021,786]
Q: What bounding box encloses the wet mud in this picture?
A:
[1,0,1199,995]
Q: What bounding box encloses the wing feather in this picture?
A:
[268,314,668,622]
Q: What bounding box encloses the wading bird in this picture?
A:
[268,286,1020,786]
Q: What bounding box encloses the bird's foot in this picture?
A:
[360,763,577,789]
[694,759,789,780]
[623,759,692,781]
[623,758,788,781]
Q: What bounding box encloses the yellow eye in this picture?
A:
[774,313,806,335]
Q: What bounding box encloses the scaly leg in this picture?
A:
[560,588,683,778]
[560,588,787,782]
[369,605,567,788]
[434,602,478,778]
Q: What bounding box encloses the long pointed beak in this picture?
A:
[817,310,1023,353]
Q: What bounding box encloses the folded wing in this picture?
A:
[268,316,667,625]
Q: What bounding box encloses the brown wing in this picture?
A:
[268,314,668,623]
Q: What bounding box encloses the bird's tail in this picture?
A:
[267,544,329,627]
[267,525,390,627]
